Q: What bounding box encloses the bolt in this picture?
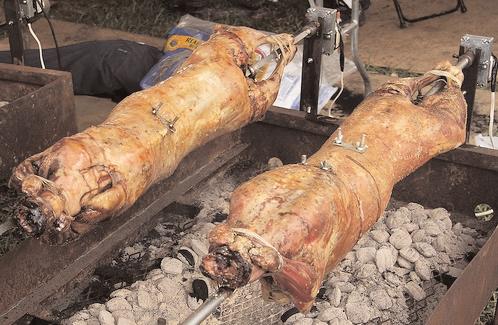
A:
[461,36,469,42]
[482,39,490,44]
[355,134,368,152]
[320,161,331,171]
[306,106,312,113]
[324,33,332,40]
[307,58,314,64]
[474,203,494,221]
[8,20,13,25]
[334,127,343,144]
[300,155,308,164]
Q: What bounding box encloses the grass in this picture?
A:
[50,0,308,37]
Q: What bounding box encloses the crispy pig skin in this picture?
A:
[9,26,296,243]
[202,62,467,311]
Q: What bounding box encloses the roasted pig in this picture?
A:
[9,26,296,243]
[201,62,467,311]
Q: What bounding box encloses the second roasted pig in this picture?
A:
[201,62,467,311]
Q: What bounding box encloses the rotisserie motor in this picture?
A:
[9,26,296,243]
[201,62,467,312]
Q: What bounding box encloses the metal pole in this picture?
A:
[424,50,475,97]
[181,288,233,325]
[350,0,372,96]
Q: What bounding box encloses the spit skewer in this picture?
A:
[247,22,319,77]
[181,287,234,325]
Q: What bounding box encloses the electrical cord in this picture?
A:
[27,22,45,69]
[35,0,62,70]
[488,54,497,149]
[328,25,345,116]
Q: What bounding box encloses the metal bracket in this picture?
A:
[332,128,368,153]
[305,7,337,56]
[152,103,179,135]
[460,34,494,88]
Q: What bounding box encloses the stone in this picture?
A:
[405,281,426,301]
[390,266,410,277]
[160,257,184,275]
[116,318,136,325]
[98,310,114,325]
[447,266,464,278]
[369,289,392,310]
[460,234,476,246]
[397,256,414,270]
[389,229,412,249]
[399,247,420,263]
[335,282,355,293]
[187,295,203,310]
[414,258,432,281]
[137,290,157,309]
[345,291,372,324]
[385,208,411,229]
[268,157,284,170]
[357,263,377,279]
[106,297,132,312]
[422,220,441,236]
[112,309,135,321]
[384,272,403,287]
[452,223,463,235]
[284,312,305,323]
[462,227,478,236]
[293,318,313,325]
[87,303,105,317]
[375,247,396,273]
[435,217,452,232]
[409,271,421,283]
[406,202,424,211]
[413,242,437,257]
[429,208,450,220]
[344,251,357,262]
[68,311,91,321]
[410,210,428,225]
[312,321,328,325]
[328,287,342,307]
[110,288,132,299]
[402,222,419,233]
[190,238,209,257]
[411,229,429,243]
[355,247,377,264]
[317,307,347,322]
[476,237,487,247]
[433,235,448,252]
[370,229,390,244]
[329,319,353,325]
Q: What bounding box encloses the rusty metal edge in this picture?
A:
[427,224,498,325]
[0,141,247,324]
[265,106,498,172]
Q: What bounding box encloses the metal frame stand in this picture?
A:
[393,0,467,28]
[3,0,25,64]
[300,0,371,122]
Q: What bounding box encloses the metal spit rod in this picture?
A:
[248,23,319,77]
[181,288,234,325]
[424,50,476,97]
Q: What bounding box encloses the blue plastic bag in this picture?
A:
[140,15,215,89]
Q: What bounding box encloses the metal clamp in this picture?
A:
[152,103,179,135]
[460,34,494,88]
[332,128,368,153]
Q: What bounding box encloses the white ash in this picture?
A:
[65,197,484,324]
[316,204,481,325]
